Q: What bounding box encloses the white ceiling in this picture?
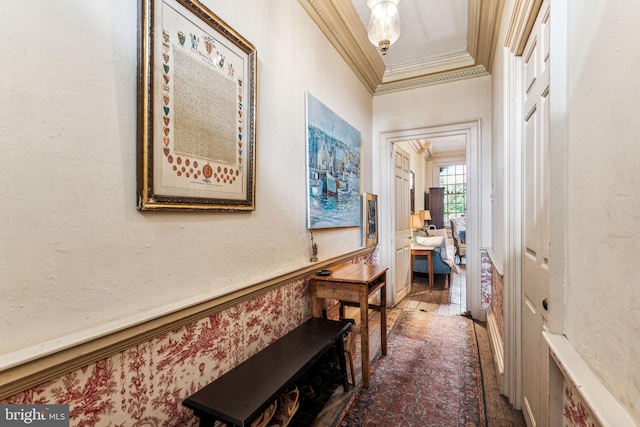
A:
[298,0,503,93]
[418,135,467,155]
[352,0,469,73]
[298,0,502,156]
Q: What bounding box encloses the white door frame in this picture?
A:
[503,0,568,412]
[504,47,523,408]
[377,120,483,318]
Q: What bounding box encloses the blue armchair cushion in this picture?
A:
[412,247,452,275]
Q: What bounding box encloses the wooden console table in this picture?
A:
[309,263,388,388]
[411,242,435,292]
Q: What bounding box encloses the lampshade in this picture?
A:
[419,210,431,221]
[367,0,401,55]
[410,214,422,230]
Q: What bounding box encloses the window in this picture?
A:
[438,164,466,223]
[409,171,415,213]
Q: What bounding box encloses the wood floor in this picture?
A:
[399,267,467,315]
[312,263,526,426]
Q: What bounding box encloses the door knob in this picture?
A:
[542,298,548,310]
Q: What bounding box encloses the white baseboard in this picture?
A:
[486,308,505,393]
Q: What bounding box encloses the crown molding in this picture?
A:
[505,0,542,55]
[409,140,432,160]
[383,52,476,83]
[297,0,385,94]
[431,149,467,158]
[476,0,505,72]
[375,65,490,94]
[298,0,505,94]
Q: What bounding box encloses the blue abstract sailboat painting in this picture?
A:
[305,92,361,229]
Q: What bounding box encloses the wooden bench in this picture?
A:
[182,317,353,427]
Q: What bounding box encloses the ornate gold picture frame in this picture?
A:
[137,0,257,210]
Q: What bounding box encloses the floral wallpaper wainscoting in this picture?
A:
[564,381,599,427]
[480,252,492,307]
[3,279,311,426]
[3,254,375,426]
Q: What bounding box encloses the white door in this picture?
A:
[521,2,550,426]
[394,145,412,304]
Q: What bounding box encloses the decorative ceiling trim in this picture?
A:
[431,149,467,159]
[297,0,384,94]
[383,52,475,83]
[298,0,504,94]
[479,0,505,72]
[375,65,490,94]
[409,140,432,160]
[505,0,542,55]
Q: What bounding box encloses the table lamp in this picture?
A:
[419,210,431,228]
[410,214,422,242]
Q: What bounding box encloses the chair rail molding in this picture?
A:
[0,248,373,400]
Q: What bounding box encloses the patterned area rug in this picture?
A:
[336,310,486,427]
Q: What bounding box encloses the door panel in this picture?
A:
[394,146,411,304]
[523,107,537,256]
[522,299,543,426]
[521,1,550,426]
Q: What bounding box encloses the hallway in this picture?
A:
[404,266,526,426]
[400,265,467,316]
[314,265,526,426]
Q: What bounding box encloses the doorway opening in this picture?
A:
[376,120,483,319]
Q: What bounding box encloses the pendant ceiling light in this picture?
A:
[367,0,401,56]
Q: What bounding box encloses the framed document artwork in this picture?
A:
[137,0,257,210]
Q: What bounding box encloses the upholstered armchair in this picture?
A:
[450,219,466,264]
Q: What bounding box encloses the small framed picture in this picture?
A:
[362,193,378,246]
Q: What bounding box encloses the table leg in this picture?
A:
[311,283,321,318]
[411,260,414,284]
[335,334,349,391]
[380,278,387,356]
[197,414,217,427]
[427,251,434,292]
[359,286,370,388]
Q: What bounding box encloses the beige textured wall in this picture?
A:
[0,0,372,366]
[564,1,640,422]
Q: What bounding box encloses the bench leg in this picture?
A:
[196,414,224,427]
[335,335,349,391]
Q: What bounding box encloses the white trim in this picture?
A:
[547,0,568,336]
[504,45,523,408]
[502,0,569,415]
[377,121,483,319]
[546,1,569,423]
[486,307,505,391]
[430,157,466,195]
[544,332,637,427]
[505,0,543,55]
